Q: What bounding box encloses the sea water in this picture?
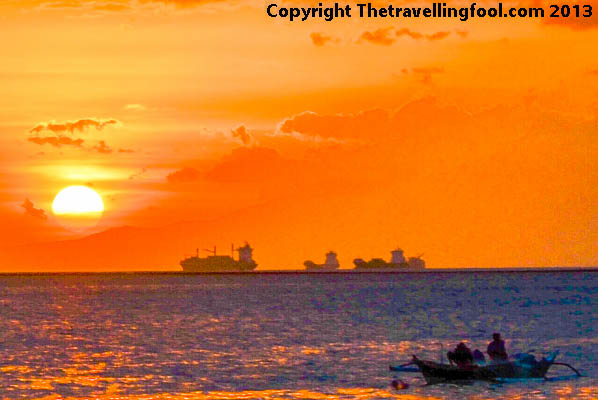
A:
[0,271,596,399]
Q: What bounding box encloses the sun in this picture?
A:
[52,185,104,215]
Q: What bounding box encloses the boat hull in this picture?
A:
[353,260,425,271]
[180,257,257,273]
[411,356,554,384]
[304,263,340,272]
[305,267,340,272]
[304,256,339,272]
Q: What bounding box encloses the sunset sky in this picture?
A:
[0,0,597,271]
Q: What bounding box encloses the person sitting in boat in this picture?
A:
[487,333,508,362]
[447,342,474,368]
[473,349,486,364]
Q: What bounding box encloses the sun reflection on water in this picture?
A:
[3,386,598,400]
[1,273,597,400]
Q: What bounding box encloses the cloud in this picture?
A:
[27,117,122,153]
[396,28,451,41]
[138,0,226,6]
[278,97,470,142]
[395,28,424,39]
[94,2,130,11]
[124,103,146,111]
[27,136,84,147]
[359,27,396,45]
[18,0,224,10]
[231,125,253,145]
[167,167,202,183]
[28,135,122,154]
[398,67,445,84]
[205,147,293,182]
[412,67,444,75]
[21,199,47,220]
[310,32,339,47]
[411,67,445,84]
[129,167,148,180]
[279,109,391,141]
[425,31,451,41]
[92,140,113,154]
[360,28,452,45]
[29,118,119,134]
[456,30,469,38]
[44,1,82,8]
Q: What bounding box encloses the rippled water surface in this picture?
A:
[0,271,597,399]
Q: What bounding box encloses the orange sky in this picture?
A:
[0,0,597,271]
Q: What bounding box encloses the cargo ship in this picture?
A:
[353,248,425,270]
[304,251,340,272]
[180,242,257,272]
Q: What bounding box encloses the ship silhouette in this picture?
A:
[304,251,340,271]
[180,242,257,272]
[353,248,425,270]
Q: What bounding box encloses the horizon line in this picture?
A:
[0,266,597,276]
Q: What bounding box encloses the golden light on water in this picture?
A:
[6,386,598,400]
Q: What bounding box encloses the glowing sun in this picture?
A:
[52,186,104,214]
[52,186,104,230]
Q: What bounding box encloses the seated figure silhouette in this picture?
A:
[447,342,474,368]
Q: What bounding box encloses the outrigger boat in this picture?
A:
[391,351,581,384]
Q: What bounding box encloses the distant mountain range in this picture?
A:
[0,209,267,272]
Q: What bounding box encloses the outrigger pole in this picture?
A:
[551,362,582,377]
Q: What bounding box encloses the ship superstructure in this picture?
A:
[353,248,425,270]
[304,251,340,271]
[180,242,257,272]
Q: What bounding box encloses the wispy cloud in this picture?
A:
[92,140,113,154]
[166,167,202,183]
[27,136,84,147]
[395,28,423,39]
[411,66,445,84]
[30,118,119,134]
[124,104,147,111]
[278,97,464,141]
[94,2,130,11]
[310,32,340,47]
[14,0,226,10]
[396,28,452,41]
[205,147,293,183]
[426,31,450,41]
[231,125,253,145]
[129,167,148,180]
[359,27,396,45]
[21,199,47,220]
[360,28,452,45]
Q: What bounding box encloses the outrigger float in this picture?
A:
[391,351,582,384]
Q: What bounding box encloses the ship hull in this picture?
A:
[304,258,339,272]
[352,267,425,272]
[353,261,425,271]
[180,259,257,273]
[305,265,340,272]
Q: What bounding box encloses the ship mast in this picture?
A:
[203,246,217,256]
